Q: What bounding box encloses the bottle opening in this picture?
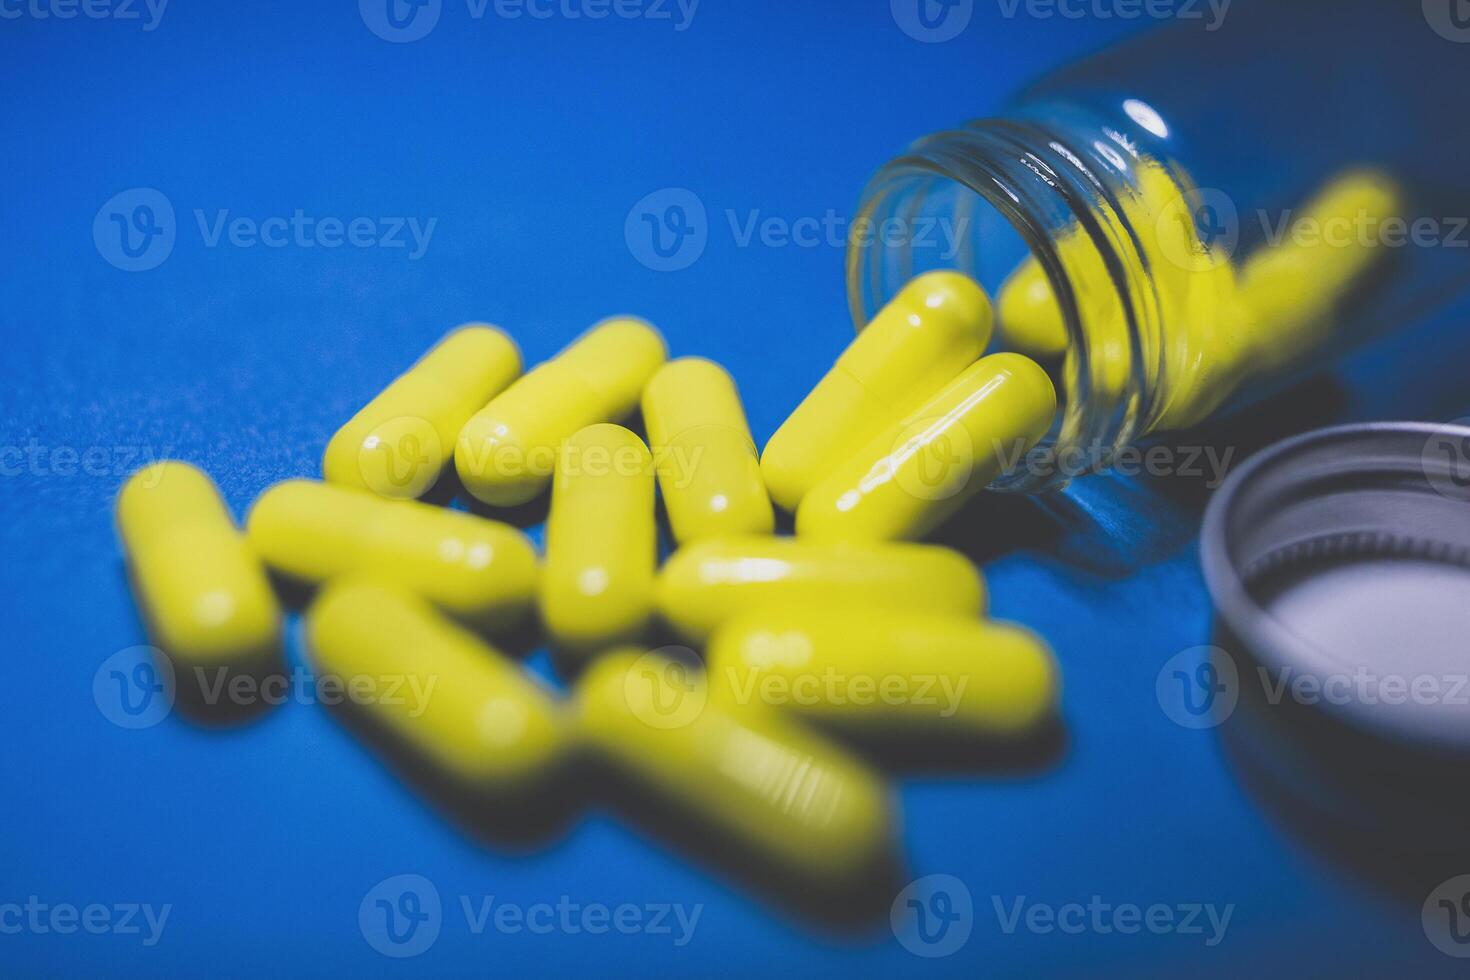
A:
[847,116,1165,494]
[849,104,1426,498]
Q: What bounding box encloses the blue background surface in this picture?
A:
[5,1,1470,976]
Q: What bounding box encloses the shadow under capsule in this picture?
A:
[167,655,286,728]
[925,473,1199,581]
[1142,374,1350,510]
[416,460,468,509]
[486,608,552,662]
[117,561,284,729]
[934,373,1352,578]
[318,696,585,853]
[575,760,905,935]
[835,716,1071,779]
[545,620,697,686]
[259,563,548,664]
[441,464,552,532]
[260,567,317,612]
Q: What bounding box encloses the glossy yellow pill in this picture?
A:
[323,325,521,500]
[116,462,281,709]
[575,649,895,883]
[707,609,1059,738]
[456,317,667,507]
[655,535,986,641]
[642,357,774,543]
[760,271,992,513]
[796,353,1056,543]
[541,424,657,654]
[308,580,566,794]
[246,479,538,631]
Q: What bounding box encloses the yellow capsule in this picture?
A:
[575,649,895,884]
[707,608,1058,738]
[1131,164,1400,433]
[796,354,1056,543]
[307,580,566,793]
[1141,164,1255,432]
[246,480,538,631]
[323,325,522,500]
[456,317,667,507]
[540,424,657,654]
[992,163,1409,442]
[996,256,1070,360]
[116,462,281,711]
[655,535,985,642]
[997,217,1142,413]
[760,271,992,513]
[641,357,774,543]
[1236,169,1403,376]
[996,158,1175,371]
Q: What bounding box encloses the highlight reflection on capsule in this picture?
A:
[655,535,987,641]
[541,424,657,655]
[323,324,521,500]
[761,271,993,513]
[246,479,539,631]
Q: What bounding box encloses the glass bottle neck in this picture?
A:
[847,108,1172,494]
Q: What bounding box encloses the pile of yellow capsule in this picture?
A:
[995,164,1403,434]
[116,270,1064,899]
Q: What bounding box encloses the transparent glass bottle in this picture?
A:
[849,1,1470,493]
